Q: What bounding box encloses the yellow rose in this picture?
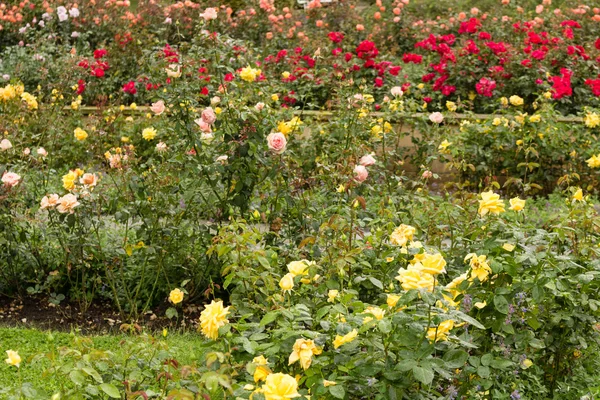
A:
[474,301,487,309]
[529,114,541,123]
[465,253,492,282]
[282,71,291,79]
[573,188,584,202]
[327,289,339,303]
[142,127,157,141]
[287,260,313,277]
[478,191,505,216]
[419,253,447,275]
[240,66,261,82]
[386,294,401,308]
[74,127,88,141]
[502,243,515,252]
[521,359,533,369]
[62,170,78,191]
[509,95,524,106]
[252,355,271,382]
[288,338,322,370]
[500,97,508,106]
[199,300,229,340]
[5,350,21,367]
[279,273,295,292]
[445,273,468,299]
[362,306,385,324]
[586,154,600,168]
[333,329,358,349]
[446,101,457,112]
[426,319,455,342]
[492,118,502,126]
[323,380,337,387]
[438,139,452,151]
[169,288,184,304]
[585,113,600,128]
[509,197,526,212]
[261,373,300,400]
[395,266,435,292]
[390,224,416,246]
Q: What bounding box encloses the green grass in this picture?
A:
[0,327,207,393]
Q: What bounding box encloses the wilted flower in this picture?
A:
[333,329,358,349]
[288,338,322,370]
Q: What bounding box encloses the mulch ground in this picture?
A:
[0,296,203,333]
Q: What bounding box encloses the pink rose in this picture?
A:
[194,118,212,133]
[2,171,21,188]
[429,112,444,124]
[151,100,165,115]
[422,170,433,179]
[255,102,265,111]
[267,132,287,154]
[354,165,368,183]
[0,139,12,151]
[37,147,47,157]
[201,7,217,20]
[201,107,217,125]
[359,154,376,167]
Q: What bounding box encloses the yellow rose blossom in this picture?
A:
[445,273,468,300]
[168,288,184,304]
[362,306,385,324]
[240,66,262,82]
[492,118,502,126]
[586,154,600,168]
[199,300,230,340]
[585,113,600,128]
[426,319,456,342]
[478,191,505,216]
[252,355,271,382]
[5,350,21,367]
[21,92,38,109]
[438,139,452,151]
[288,338,322,370]
[516,139,524,146]
[287,260,313,277]
[509,95,524,106]
[509,197,526,212]
[573,188,584,202]
[500,97,508,106]
[282,71,291,79]
[271,94,279,102]
[390,224,416,246]
[521,359,533,369]
[142,127,157,141]
[333,329,358,349]
[395,265,435,292]
[465,253,492,282]
[386,294,401,308]
[323,380,337,387]
[261,373,300,400]
[62,170,78,191]
[529,114,541,123]
[279,273,295,292]
[419,253,447,275]
[446,101,457,112]
[74,127,88,141]
[327,289,339,303]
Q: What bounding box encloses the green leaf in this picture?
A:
[100,383,121,398]
[412,365,434,385]
[260,311,279,326]
[69,370,86,385]
[477,365,490,378]
[82,367,103,383]
[368,277,383,290]
[166,307,178,319]
[451,310,485,329]
[443,349,468,368]
[493,295,509,314]
[329,385,346,399]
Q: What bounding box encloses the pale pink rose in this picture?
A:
[23,148,31,156]
[0,139,12,151]
[210,96,221,105]
[553,8,561,15]
[359,154,376,167]
[40,194,59,209]
[80,173,98,187]
[255,102,265,111]
[422,170,433,179]
[2,171,21,188]
[201,107,217,125]
[37,147,47,157]
[216,155,228,164]
[267,132,287,154]
[194,118,212,133]
[393,16,401,23]
[542,0,551,5]
[151,100,165,115]
[429,112,444,124]
[391,86,403,97]
[57,193,80,214]
[356,24,365,31]
[156,142,168,152]
[470,7,479,15]
[354,165,368,183]
[536,5,544,13]
[201,7,217,20]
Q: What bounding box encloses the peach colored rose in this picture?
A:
[359,154,376,167]
[151,100,165,115]
[201,107,217,125]
[80,173,98,187]
[354,165,368,183]
[40,194,59,209]
[356,24,364,31]
[267,132,287,154]
[0,139,12,151]
[37,147,47,157]
[57,193,80,214]
[194,118,212,133]
[201,7,217,20]
[2,171,21,188]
